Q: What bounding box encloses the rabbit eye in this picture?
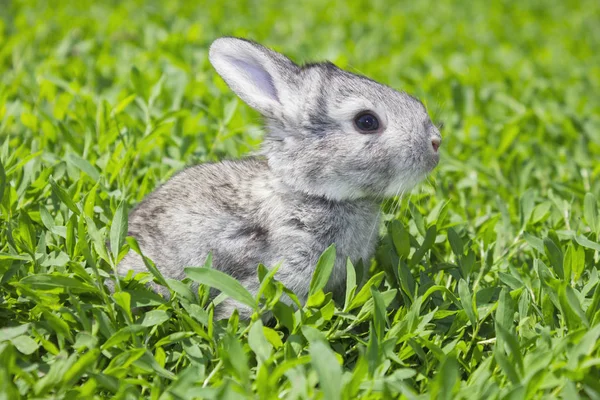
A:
[354,112,380,133]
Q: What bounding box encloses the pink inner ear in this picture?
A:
[228,56,279,102]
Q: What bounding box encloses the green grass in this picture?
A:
[1,0,600,398]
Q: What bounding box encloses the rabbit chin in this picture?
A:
[381,171,429,199]
[299,173,426,201]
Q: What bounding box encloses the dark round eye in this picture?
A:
[354,112,380,133]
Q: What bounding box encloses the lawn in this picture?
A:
[1,0,600,398]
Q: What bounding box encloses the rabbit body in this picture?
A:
[117,37,441,319]
[121,158,379,317]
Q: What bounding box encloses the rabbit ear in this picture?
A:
[209,37,299,117]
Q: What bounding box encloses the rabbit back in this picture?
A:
[120,159,271,282]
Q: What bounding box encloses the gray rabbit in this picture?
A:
[118,37,441,319]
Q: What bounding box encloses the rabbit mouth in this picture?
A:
[422,137,441,171]
[429,151,440,169]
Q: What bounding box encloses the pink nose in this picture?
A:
[431,137,441,152]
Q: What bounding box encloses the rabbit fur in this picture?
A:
[117,37,441,319]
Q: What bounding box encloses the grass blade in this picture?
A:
[308,244,336,296]
[110,202,128,263]
[185,267,256,310]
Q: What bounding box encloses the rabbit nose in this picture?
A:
[431,137,441,152]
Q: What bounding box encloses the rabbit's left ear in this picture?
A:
[209,37,299,118]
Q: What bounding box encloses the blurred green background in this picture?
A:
[1,0,600,398]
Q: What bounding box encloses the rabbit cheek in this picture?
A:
[304,108,341,137]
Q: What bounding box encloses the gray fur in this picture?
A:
[118,37,441,319]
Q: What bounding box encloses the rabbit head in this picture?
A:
[209,37,441,201]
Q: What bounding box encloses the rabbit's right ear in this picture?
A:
[209,37,299,118]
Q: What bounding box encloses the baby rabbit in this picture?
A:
[118,37,441,319]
